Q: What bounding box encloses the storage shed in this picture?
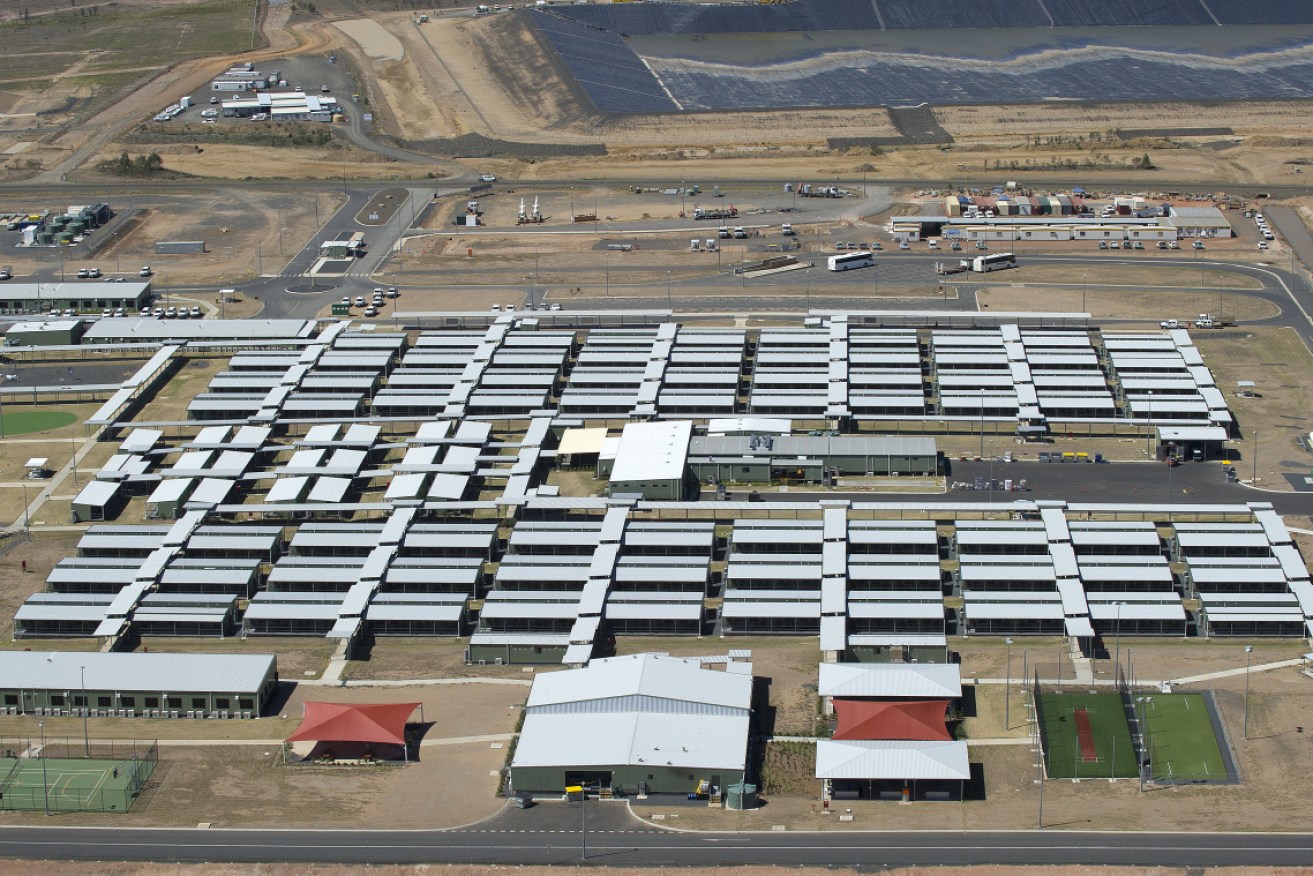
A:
[509,652,752,797]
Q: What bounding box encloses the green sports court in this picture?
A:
[1139,692,1235,783]
[1037,692,1138,780]
[0,755,156,812]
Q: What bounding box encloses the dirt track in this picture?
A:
[45,7,338,182]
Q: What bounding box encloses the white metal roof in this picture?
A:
[0,650,274,693]
[609,420,692,484]
[512,711,748,772]
[815,740,970,781]
[818,663,962,699]
[527,652,751,711]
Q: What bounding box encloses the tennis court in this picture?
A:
[0,755,155,812]
[1140,692,1235,783]
[1037,692,1137,779]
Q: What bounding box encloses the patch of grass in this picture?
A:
[1,0,255,70]
[758,740,815,796]
[1142,692,1228,782]
[1038,692,1136,779]
[1,410,77,436]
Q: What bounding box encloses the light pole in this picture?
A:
[20,481,29,533]
[666,270,672,311]
[80,664,89,756]
[579,787,587,860]
[38,720,50,816]
[1136,696,1148,791]
[1243,644,1254,739]
[1145,391,1154,459]
[1167,450,1174,503]
[979,387,986,459]
[1114,601,1124,680]
[1252,430,1259,485]
[1004,637,1014,730]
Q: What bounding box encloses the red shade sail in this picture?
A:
[832,698,952,741]
[285,701,419,746]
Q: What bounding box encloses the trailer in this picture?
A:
[693,206,738,221]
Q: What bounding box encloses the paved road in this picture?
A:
[3,820,1313,866]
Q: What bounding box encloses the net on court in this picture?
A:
[1037,692,1137,779]
[0,755,155,812]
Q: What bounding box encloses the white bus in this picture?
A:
[965,252,1016,272]
[827,251,875,272]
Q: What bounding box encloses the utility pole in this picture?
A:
[81,664,90,757]
[39,720,50,816]
[1243,644,1254,739]
[1005,637,1014,730]
[579,790,587,861]
[1252,431,1259,485]
[979,387,986,458]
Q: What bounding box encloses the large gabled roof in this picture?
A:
[816,740,970,781]
[526,652,750,711]
[818,663,962,699]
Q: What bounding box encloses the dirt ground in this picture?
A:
[1193,327,1313,489]
[977,287,1279,323]
[345,637,542,681]
[0,531,80,641]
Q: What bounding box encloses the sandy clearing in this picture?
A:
[137,144,414,181]
[335,18,405,61]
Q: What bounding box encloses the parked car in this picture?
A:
[364,306,378,317]
[189,306,201,318]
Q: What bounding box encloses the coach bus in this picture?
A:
[965,252,1016,273]
[827,251,875,272]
